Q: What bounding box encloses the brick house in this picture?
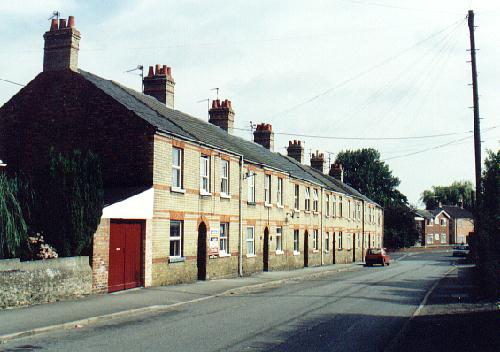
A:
[414,209,451,247]
[439,206,474,244]
[0,17,384,293]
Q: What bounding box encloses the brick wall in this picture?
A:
[0,70,155,188]
[424,213,450,246]
[0,257,92,308]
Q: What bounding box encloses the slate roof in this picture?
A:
[415,209,433,219]
[79,70,379,206]
[439,205,473,219]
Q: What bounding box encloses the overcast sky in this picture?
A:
[1,0,498,205]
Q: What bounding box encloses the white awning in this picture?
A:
[102,188,154,219]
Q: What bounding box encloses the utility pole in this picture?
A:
[468,10,481,208]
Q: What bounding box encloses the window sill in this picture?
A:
[265,203,273,208]
[313,249,319,253]
[337,249,343,251]
[324,250,330,254]
[277,204,284,209]
[171,187,186,194]
[313,211,319,215]
[169,257,186,264]
[219,253,231,258]
[293,208,300,214]
[220,193,231,199]
[246,254,256,258]
[200,191,212,197]
[275,250,284,255]
[304,210,311,214]
[293,251,300,256]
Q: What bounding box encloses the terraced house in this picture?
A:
[0,17,384,293]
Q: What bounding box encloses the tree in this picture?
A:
[476,149,499,297]
[35,149,104,257]
[0,173,28,258]
[420,181,474,210]
[335,148,419,248]
[335,148,407,207]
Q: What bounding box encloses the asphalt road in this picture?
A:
[1,251,455,352]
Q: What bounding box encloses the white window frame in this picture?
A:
[220,159,229,197]
[200,155,211,195]
[440,218,446,226]
[220,223,229,255]
[348,200,351,219]
[339,197,343,218]
[277,178,283,207]
[326,195,330,217]
[264,174,272,206]
[276,227,283,253]
[325,232,330,252]
[313,189,319,212]
[293,229,300,254]
[440,233,447,244]
[305,187,310,211]
[247,171,255,203]
[347,233,352,250]
[172,147,183,190]
[332,195,336,217]
[169,220,183,259]
[294,184,300,210]
[427,234,434,244]
[313,229,319,250]
[338,231,343,250]
[246,227,255,256]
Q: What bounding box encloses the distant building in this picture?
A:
[414,205,474,246]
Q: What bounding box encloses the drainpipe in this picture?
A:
[361,200,365,260]
[320,187,324,266]
[238,154,244,277]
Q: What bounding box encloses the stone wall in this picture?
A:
[0,256,92,309]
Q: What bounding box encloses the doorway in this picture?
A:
[108,220,143,293]
[263,227,269,271]
[304,230,309,267]
[197,222,207,280]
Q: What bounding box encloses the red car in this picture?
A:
[365,248,390,266]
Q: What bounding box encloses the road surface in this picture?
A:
[1,251,455,352]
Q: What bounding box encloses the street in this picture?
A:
[0,252,470,351]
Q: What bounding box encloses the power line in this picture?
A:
[0,78,25,87]
[265,17,466,121]
[232,125,500,141]
[337,0,462,15]
[382,126,498,161]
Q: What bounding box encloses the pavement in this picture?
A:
[0,261,363,344]
[386,262,500,352]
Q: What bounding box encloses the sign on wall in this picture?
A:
[209,228,219,257]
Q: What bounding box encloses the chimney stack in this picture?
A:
[287,140,304,163]
[253,123,274,151]
[43,15,81,72]
[143,64,175,108]
[329,163,344,183]
[208,99,235,134]
[310,150,325,173]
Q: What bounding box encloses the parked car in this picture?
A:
[365,248,390,266]
[453,245,470,257]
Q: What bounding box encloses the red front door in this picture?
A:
[108,221,143,293]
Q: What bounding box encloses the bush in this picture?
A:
[0,173,28,259]
[34,149,104,257]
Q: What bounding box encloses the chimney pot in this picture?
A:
[143,64,175,108]
[68,16,75,28]
[287,139,304,163]
[43,15,80,72]
[50,18,58,31]
[208,98,235,134]
[253,123,274,151]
